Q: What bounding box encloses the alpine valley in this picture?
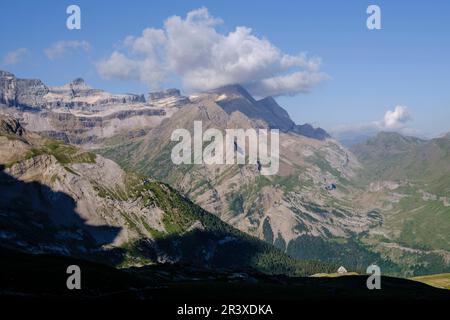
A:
[1,70,449,282]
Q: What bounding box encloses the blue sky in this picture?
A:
[1,0,449,137]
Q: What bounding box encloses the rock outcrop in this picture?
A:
[148,88,190,107]
[0,71,49,109]
[0,116,25,136]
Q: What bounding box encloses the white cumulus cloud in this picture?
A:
[331,105,414,141]
[379,105,411,129]
[96,7,328,96]
[3,48,28,65]
[44,40,91,60]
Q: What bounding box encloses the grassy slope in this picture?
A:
[5,138,97,168]
[411,273,450,289]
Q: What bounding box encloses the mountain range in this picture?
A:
[0,115,335,276]
[1,70,449,277]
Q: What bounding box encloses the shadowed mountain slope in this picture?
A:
[1,246,449,303]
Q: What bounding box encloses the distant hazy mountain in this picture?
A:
[337,133,377,148]
[350,132,450,273]
[351,131,449,186]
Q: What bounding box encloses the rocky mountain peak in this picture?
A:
[0,70,15,79]
[206,84,330,140]
[62,78,95,98]
[148,88,190,107]
[209,84,256,103]
[258,96,277,105]
[148,88,181,101]
[71,78,86,85]
[293,123,330,140]
[69,78,90,91]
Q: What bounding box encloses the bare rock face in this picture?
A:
[0,71,190,145]
[148,88,191,107]
[0,116,34,163]
[0,70,148,110]
[45,78,146,109]
[149,88,181,100]
[0,71,49,109]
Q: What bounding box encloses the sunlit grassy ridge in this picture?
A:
[411,273,450,289]
[29,140,97,164]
